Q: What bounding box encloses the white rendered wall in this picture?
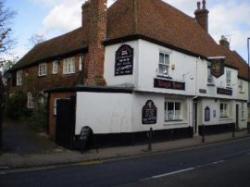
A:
[104,41,139,87]
[75,92,133,134]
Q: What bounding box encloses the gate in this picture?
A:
[56,97,76,149]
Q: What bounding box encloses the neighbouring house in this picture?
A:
[8,0,250,148]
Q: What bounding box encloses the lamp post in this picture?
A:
[247,38,250,133]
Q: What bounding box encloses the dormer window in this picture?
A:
[158,52,170,76]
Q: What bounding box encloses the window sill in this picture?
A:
[207,83,215,87]
[38,74,47,77]
[165,119,183,122]
[63,72,76,75]
[157,74,172,80]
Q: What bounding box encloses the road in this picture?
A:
[1,137,250,187]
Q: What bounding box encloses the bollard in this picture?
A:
[232,123,236,138]
[147,128,153,151]
[202,125,205,143]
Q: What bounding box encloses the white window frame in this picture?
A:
[79,56,83,71]
[38,63,47,76]
[16,70,23,86]
[226,70,231,87]
[165,101,182,121]
[27,92,34,109]
[63,57,76,74]
[220,103,228,118]
[53,98,59,115]
[158,52,170,77]
[241,103,245,119]
[52,61,59,74]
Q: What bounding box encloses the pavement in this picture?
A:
[0,127,249,170]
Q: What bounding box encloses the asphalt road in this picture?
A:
[1,137,250,187]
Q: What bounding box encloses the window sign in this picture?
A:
[205,107,210,122]
[115,45,134,76]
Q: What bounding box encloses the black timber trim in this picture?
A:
[10,47,88,72]
[46,86,134,94]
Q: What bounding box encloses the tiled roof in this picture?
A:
[12,0,249,80]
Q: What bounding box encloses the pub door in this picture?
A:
[236,104,239,130]
[56,97,76,149]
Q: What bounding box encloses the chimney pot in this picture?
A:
[197,2,201,10]
[202,0,206,9]
[220,35,230,49]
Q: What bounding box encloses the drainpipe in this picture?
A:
[247,38,250,132]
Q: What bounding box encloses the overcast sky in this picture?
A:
[5,0,250,61]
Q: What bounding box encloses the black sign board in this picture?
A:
[217,88,233,96]
[115,45,134,76]
[142,100,157,125]
[210,57,225,78]
[154,79,185,90]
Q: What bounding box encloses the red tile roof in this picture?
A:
[12,0,249,80]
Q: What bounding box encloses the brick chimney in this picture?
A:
[220,35,230,49]
[194,0,209,32]
[82,0,107,86]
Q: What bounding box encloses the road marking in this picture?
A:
[212,160,225,165]
[150,167,195,179]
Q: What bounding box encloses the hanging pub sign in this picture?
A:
[115,44,134,76]
[142,100,157,125]
[208,56,226,78]
[154,78,185,90]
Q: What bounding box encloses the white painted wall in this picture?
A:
[201,99,235,126]
[104,39,248,101]
[131,93,193,132]
[75,92,133,134]
[104,41,139,87]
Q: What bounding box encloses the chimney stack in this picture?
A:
[82,0,107,86]
[194,0,209,32]
[220,35,230,49]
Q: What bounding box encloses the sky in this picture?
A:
[4,0,250,62]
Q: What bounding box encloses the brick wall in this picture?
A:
[10,53,85,94]
[48,92,75,139]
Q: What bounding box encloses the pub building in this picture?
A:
[9,0,249,148]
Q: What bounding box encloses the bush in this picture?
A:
[5,91,30,119]
[27,101,48,132]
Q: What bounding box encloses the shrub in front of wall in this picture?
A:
[5,91,30,119]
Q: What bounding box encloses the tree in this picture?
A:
[0,0,15,68]
[0,71,4,149]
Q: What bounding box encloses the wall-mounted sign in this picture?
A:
[199,89,207,94]
[209,57,225,78]
[115,44,134,76]
[154,79,185,90]
[217,87,233,96]
[142,100,157,125]
[205,107,210,122]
